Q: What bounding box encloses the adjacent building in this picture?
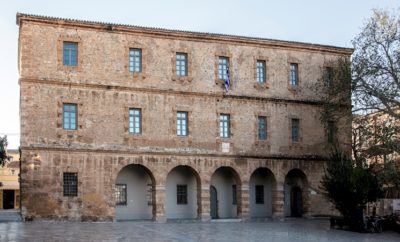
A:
[17,13,353,221]
[0,149,20,210]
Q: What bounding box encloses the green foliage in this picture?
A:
[321,149,383,230]
[0,135,11,167]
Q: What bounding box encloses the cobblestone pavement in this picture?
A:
[0,219,398,242]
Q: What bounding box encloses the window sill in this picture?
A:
[254,82,269,90]
[172,76,193,83]
[130,72,146,80]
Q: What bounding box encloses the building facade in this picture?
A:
[17,14,352,221]
[0,150,20,210]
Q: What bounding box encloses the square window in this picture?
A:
[177,111,188,136]
[129,48,142,73]
[115,184,127,205]
[219,114,230,138]
[63,103,77,130]
[129,108,141,134]
[63,42,78,66]
[176,53,188,76]
[256,60,266,83]
[255,185,264,204]
[63,172,78,197]
[177,185,187,204]
[258,116,267,140]
[291,118,300,142]
[290,63,299,86]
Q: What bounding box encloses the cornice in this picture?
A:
[16,13,353,56]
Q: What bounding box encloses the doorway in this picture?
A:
[210,186,218,219]
[3,190,15,209]
[290,186,302,217]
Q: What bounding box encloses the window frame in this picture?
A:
[175,52,188,77]
[129,108,142,135]
[324,67,334,88]
[232,184,237,205]
[176,111,188,136]
[63,172,78,197]
[219,113,230,138]
[129,48,142,73]
[63,41,78,67]
[258,116,267,140]
[327,121,335,143]
[218,56,229,81]
[256,60,266,84]
[291,118,300,143]
[63,103,78,130]
[176,184,188,205]
[290,63,299,86]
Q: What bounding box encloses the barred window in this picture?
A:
[177,185,187,204]
[255,185,264,204]
[292,118,300,142]
[258,116,267,140]
[63,172,78,197]
[63,42,78,66]
[177,111,188,136]
[63,103,77,130]
[232,184,237,205]
[115,184,127,205]
[129,48,142,73]
[218,57,229,80]
[290,63,299,86]
[256,60,266,83]
[176,53,188,76]
[328,121,335,143]
[129,108,141,134]
[220,114,230,138]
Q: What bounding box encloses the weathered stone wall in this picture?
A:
[21,149,332,221]
[17,14,352,221]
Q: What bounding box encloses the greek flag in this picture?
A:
[225,67,230,92]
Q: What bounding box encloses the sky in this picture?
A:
[0,0,399,149]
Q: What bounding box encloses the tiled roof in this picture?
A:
[16,13,353,54]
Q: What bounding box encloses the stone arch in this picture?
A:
[284,168,309,217]
[249,167,277,218]
[210,166,242,219]
[114,164,156,221]
[165,165,202,219]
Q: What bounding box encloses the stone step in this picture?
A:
[0,209,22,222]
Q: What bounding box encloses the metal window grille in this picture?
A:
[218,57,229,80]
[232,184,237,205]
[256,60,266,83]
[176,185,188,204]
[63,42,78,66]
[63,172,78,197]
[219,114,230,138]
[258,116,267,140]
[290,63,299,86]
[63,103,77,130]
[292,118,300,142]
[328,121,335,143]
[255,185,264,204]
[176,111,188,136]
[129,108,141,134]
[129,48,142,72]
[176,53,188,76]
[115,184,127,205]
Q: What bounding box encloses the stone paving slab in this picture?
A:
[0,219,398,242]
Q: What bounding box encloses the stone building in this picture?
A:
[16,13,353,221]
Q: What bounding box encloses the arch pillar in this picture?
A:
[155,184,166,222]
[200,184,211,221]
[272,181,285,219]
[239,183,250,220]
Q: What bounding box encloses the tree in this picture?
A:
[352,9,400,119]
[321,149,382,231]
[0,135,11,167]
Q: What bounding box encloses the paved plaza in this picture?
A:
[0,219,399,242]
